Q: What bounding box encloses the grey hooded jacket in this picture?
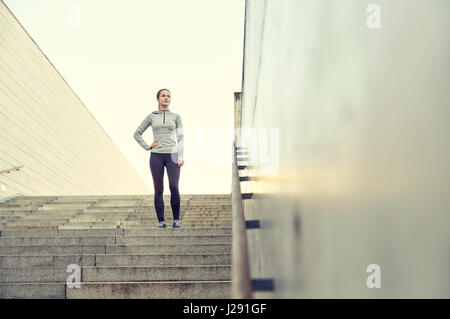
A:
[133,110,184,157]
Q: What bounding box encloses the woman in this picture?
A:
[133,88,184,229]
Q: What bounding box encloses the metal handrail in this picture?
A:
[231,140,252,298]
[0,165,24,175]
[0,192,25,203]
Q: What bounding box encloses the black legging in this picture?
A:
[149,152,180,222]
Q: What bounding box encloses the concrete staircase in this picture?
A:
[0,194,232,299]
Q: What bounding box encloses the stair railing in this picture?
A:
[0,192,25,203]
[0,166,25,202]
[231,140,252,298]
[0,165,24,175]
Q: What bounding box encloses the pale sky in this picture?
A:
[3,0,245,194]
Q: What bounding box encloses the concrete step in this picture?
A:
[0,244,106,255]
[184,223,232,228]
[56,222,232,229]
[0,210,84,215]
[94,253,231,266]
[0,267,75,283]
[140,201,231,206]
[0,205,48,211]
[0,283,66,298]
[0,254,96,267]
[2,196,53,203]
[182,213,232,218]
[0,281,231,299]
[59,213,231,219]
[82,207,165,213]
[0,235,230,246]
[91,201,190,208]
[122,228,231,236]
[83,206,191,212]
[56,225,129,230]
[188,202,232,206]
[65,217,231,223]
[37,200,188,207]
[0,243,231,255]
[50,197,103,203]
[114,235,231,245]
[0,207,231,214]
[0,253,231,268]
[0,229,59,237]
[83,265,231,282]
[189,204,231,206]
[0,265,231,283]
[0,218,231,225]
[58,221,231,227]
[106,243,231,254]
[49,195,193,202]
[57,222,124,228]
[77,210,230,216]
[2,199,56,205]
[0,227,231,237]
[0,216,75,221]
[0,193,233,299]
[0,216,21,220]
[39,204,94,210]
[66,281,231,299]
[0,222,67,227]
[1,194,231,202]
[0,204,20,208]
[68,212,229,217]
[188,205,232,209]
[185,210,232,214]
[124,223,233,229]
[0,219,69,228]
[119,223,232,229]
[0,236,116,246]
[0,212,80,217]
[1,218,70,223]
[0,226,58,230]
[186,207,232,210]
[189,195,231,198]
[0,223,230,230]
[0,207,45,212]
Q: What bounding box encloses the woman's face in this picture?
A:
[158,90,171,107]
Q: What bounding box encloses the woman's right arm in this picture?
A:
[133,115,152,150]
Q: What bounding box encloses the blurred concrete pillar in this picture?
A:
[241,0,450,298]
[234,92,242,146]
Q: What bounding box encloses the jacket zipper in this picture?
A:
[163,111,165,123]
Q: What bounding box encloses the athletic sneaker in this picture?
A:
[172,219,181,228]
[157,221,166,229]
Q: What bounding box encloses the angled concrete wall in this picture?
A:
[0,1,150,197]
[241,0,450,298]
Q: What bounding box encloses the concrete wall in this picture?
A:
[240,0,450,298]
[0,1,150,197]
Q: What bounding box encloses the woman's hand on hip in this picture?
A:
[178,156,184,167]
[147,140,159,150]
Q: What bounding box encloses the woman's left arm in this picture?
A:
[176,114,184,167]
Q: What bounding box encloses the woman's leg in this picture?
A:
[166,153,181,221]
[150,153,165,222]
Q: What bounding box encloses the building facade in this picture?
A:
[0,1,150,198]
